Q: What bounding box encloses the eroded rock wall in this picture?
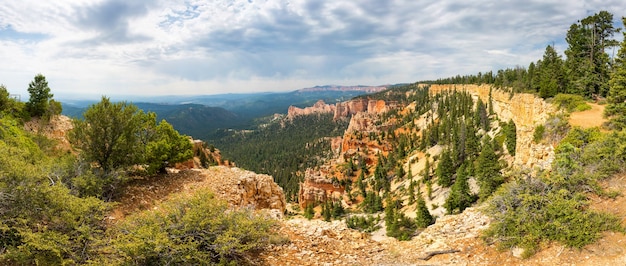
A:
[429,84,556,169]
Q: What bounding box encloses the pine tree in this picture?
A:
[476,137,504,201]
[504,120,517,156]
[436,150,455,187]
[356,171,366,196]
[331,201,344,218]
[304,203,314,220]
[605,17,626,130]
[408,180,415,205]
[322,201,332,221]
[415,194,434,228]
[26,74,53,117]
[564,11,619,97]
[444,163,474,214]
[539,45,565,98]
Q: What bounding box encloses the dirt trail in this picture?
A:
[569,103,606,128]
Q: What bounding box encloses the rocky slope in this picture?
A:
[286,98,399,120]
[111,166,287,221]
[429,84,556,170]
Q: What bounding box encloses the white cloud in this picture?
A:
[0,0,625,99]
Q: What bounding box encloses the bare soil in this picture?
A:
[569,103,606,129]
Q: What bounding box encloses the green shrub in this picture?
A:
[533,124,545,143]
[109,189,277,265]
[484,178,621,258]
[552,94,591,112]
[485,128,625,258]
[346,215,381,233]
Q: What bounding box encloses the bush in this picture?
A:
[109,189,277,265]
[484,178,621,258]
[345,215,381,233]
[533,124,545,143]
[484,128,625,258]
[552,94,591,112]
[0,136,109,265]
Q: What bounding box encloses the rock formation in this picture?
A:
[287,100,335,119]
[23,115,73,152]
[429,84,556,170]
[198,166,287,213]
[298,168,344,208]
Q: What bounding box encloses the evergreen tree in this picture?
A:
[436,150,454,187]
[476,137,504,201]
[504,119,517,156]
[332,201,344,218]
[415,194,434,228]
[605,17,626,130]
[564,11,619,97]
[322,201,332,221]
[356,171,366,196]
[26,74,53,117]
[444,163,474,214]
[303,203,314,220]
[408,175,416,205]
[539,45,565,98]
[474,99,489,131]
[145,120,194,174]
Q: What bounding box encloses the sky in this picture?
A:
[1,0,625,99]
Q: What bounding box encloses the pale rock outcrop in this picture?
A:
[429,84,556,170]
[237,169,287,212]
[287,100,335,119]
[23,115,73,152]
[204,166,287,213]
[298,168,343,208]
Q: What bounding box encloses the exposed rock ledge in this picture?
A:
[429,84,557,170]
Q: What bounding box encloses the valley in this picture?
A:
[3,9,626,266]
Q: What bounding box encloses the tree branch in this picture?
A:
[418,249,461,260]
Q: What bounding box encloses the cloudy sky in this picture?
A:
[1,0,625,99]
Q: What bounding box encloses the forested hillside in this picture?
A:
[213,113,349,200]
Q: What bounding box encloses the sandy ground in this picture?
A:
[569,103,606,129]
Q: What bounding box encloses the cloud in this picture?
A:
[0,0,625,98]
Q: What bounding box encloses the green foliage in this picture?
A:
[543,113,571,144]
[552,94,591,112]
[109,189,277,265]
[145,120,193,174]
[538,45,565,98]
[214,113,348,201]
[0,86,24,119]
[69,97,193,198]
[436,150,454,187]
[415,194,434,228]
[384,198,415,240]
[503,120,517,156]
[605,17,626,130]
[345,215,381,233]
[484,178,621,258]
[70,97,148,174]
[26,74,54,117]
[564,11,618,98]
[362,191,383,213]
[303,203,315,220]
[444,163,476,214]
[485,128,626,258]
[476,137,504,201]
[533,124,545,143]
[0,117,109,265]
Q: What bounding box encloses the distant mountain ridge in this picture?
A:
[60,84,392,140]
[296,85,388,93]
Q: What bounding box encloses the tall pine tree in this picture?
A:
[605,17,626,130]
[476,136,503,201]
[538,45,565,98]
